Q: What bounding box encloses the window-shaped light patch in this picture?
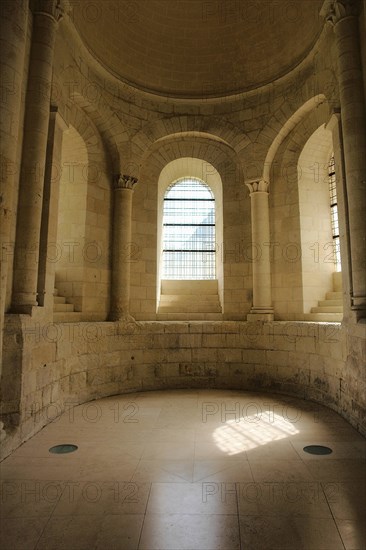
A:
[162,178,216,279]
[213,412,299,456]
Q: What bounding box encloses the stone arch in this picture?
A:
[131,116,250,176]
[156,158,224,310]
[51,59,127,173]
[55,102,112,320]
[262,95,328,182]
[130,134,250,321]
[269,101,342,319]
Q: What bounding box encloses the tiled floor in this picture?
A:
[1,390,365,549]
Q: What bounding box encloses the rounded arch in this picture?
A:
[157,158,223,304]
[130,135,250,321]
[55,104,112,320]
[51,56,127,173]
[269,101,343,320]
[262,94,327,182]
[131,116,250,176]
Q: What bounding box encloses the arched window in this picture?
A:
[328,154,341,271]
[162,178,215,279]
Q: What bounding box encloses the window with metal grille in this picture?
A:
[328,154,341,271]
[162,178,215,279]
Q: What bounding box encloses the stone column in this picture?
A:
[109,174,138,321]
[325,111,352,319]
[11,0,65,313]
[0,0,28,382]
[246,179,274,321]
[321,0,366,318]
[37,108,68,313]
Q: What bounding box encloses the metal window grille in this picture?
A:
[162,178,215,279]
[328,155,341,271]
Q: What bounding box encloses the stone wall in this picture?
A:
[1,318,364,460]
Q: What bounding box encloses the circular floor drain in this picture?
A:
[303,445,333,455]
[49,444,78,454]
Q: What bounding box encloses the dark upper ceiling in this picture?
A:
[72,0,324,98]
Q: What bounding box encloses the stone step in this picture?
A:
[158,303,222,313]
[53,312,83,323]
[161,279,218,295]
[54,296,66,304]
[159,294,220,303]
[325,291,342,300]
[303,313,343,322]
[156,312,222,321]
[318,299,343,307]
[53,303,74,312]
[311,306,343,314]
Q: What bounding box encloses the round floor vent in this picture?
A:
[49,444,78,454]
[303,445,333,455]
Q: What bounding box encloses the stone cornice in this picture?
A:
[114,174,138,190]
[30,0,68,22]
[320,0,360,25]
[245,179,270,194]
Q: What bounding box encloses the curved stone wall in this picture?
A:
[2,318,364,460]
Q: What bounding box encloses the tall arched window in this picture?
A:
[162,178,215,279]
[328,154,341,271]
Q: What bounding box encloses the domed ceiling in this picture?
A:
[72,0,324,98]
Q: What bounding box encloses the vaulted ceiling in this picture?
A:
[72,0,324,98]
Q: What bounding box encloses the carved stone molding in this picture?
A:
[320,0,360,25]
[30,0,68,22]
[114,174,138,190]
[245,179,270,194]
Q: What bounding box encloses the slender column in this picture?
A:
[11,0,65,312]
[37,108,68,312]
[109,174,138,321]
[246,179,274,321]
[0,0,28,376]
[325,112,352,319]
[321,0,366,318]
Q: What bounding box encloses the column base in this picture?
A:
[10,304,40,316]
[108,310,136,323]
[247,308,274,322]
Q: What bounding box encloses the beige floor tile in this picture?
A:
[0,479,64,517]
[94,514,145,550]
[324,481,366,521]
[239,515,302,549]
[35,515,103,550]
[0,517,49,550]
[305,458,366,482]
[52,480,151,516]
[293,516,344,549]
[236,480,333,518]
[193,459,253,482]
[248,458,314,483]
[291,439,366,460]
[132,459,194,483]
[139,513,240,549]
[336,519,366,550]
[0,456,84,481]
[146,482,238,515]
[141,440,195,461]
[1,390,364,550]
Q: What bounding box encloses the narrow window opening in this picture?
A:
[162,178,216,279]
[328,155,341,271]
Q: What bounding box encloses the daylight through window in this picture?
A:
[162,178,216,279]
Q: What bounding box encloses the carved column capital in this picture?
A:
[114,174,138,190]
[320,0,360,25]
[245,179,269,195]
[30,0,68,22]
